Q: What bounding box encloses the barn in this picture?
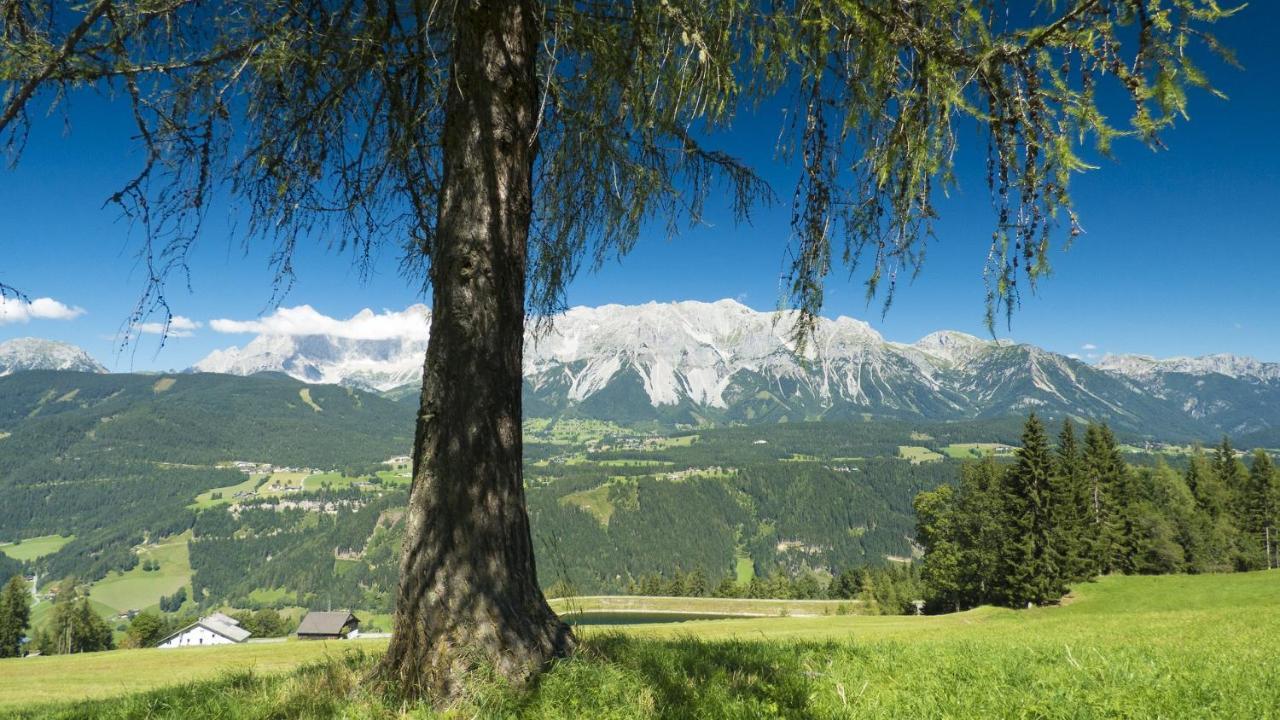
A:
[156,613,252,648]
[296,611,361,640]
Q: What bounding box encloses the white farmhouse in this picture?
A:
[157,613,252,648]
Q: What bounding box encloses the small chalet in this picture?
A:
[296,611,361,640]
[157,613,252,648]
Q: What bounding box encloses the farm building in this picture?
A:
[296,611,360,640]
[157,613,252,648]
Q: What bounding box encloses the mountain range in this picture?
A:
[5,300,1280,442]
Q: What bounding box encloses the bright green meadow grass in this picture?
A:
[87,533,192,616]
[3,572,1277,718]
[0,535,73,562]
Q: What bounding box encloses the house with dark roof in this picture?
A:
[296,611,361,640]
[157,614,252,648]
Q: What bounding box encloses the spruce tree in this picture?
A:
[955,457,1007,606]
[1187,449,1231,519]
[1244,451,1280,570]
[914,485,965,612]
[1214,437,1248,509]
[1053,421,1093,583]
[1083,424,1129,574]
[1184,449,1239,572]
[0,576,31,658]
[997,414,1061,607]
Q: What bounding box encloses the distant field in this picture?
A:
[88,533,192,615]
[941,442,1014,459]
[0,534,73,562]
[189,473,261,508]
[898,445,944,463]
[559,484,614,525]
[550,595,861,618]
[7,573,1279,717]
[596,458,673,467]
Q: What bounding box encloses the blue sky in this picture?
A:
[2,6,1277,372]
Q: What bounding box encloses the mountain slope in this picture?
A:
[0,337,106,375]
[1099,353,1280,442]
[0,370,414,468]
[192,299,1247,439]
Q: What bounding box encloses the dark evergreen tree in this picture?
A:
[1083,424,1130,574]
[0,576,31,658]
[1213,437,1248,510]
[914,485,964,611]
[1052,421,1093,583]
[827,569,865,601]
[47,596,114,655]
[954,458,1007,606]
[1183,449,1239,572]
[1244,451,1279,569]
[996,415,1061,606]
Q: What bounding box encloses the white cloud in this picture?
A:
[0,296,86,324]
[1067,353,1082,360]
[210,304,430,341]
[1081,343,1098,351]
[137,315,202,338]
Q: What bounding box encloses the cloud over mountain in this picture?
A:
[0,296,85,324]
[138,315,202,337]
[210,305,430,341]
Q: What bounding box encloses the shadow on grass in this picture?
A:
[16,638,841,719]
[529,634,836,719]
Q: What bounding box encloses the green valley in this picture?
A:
[4,572,1276,717]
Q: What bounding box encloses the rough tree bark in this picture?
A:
[378,0,573,699]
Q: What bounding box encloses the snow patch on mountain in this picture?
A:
[0,338,107,376]
[1098,353,1280,382]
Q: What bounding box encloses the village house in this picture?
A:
[156,612,252,648]
[296,611,361,640]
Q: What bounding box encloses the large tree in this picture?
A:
[1,0,1236,700]
[0,575,31,658]
[997,414,1061,606]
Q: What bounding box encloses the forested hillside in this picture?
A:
[0,371,414,467]
[0,370,1270,637]
[0,371,414,587]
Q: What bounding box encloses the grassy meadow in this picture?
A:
[4,571,1277,718]
[87,533,192,615]
[0,534,73,562]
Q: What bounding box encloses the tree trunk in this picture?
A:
[379,0,573,700]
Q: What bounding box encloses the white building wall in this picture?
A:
[158,625,238,648]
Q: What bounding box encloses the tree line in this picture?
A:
[577,565,926,616]
[915,415,1279,612]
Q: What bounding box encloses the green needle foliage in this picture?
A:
[915,415,1273,612]
[0,1,1241,336]
[0,575,30,658]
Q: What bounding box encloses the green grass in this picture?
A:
[559,484,615,525]
[734,554,755,584]
[190,474,263,509]
[897,445,945,464]
[245,587,293,605]
[6,572,1279,718]
[0,639,385,711]
[523,418,636,445]
[941,442,1014,459]
[596,459,674,467]
[550,595,860,617]
[0,534,73,562]
[88,533,192,615]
